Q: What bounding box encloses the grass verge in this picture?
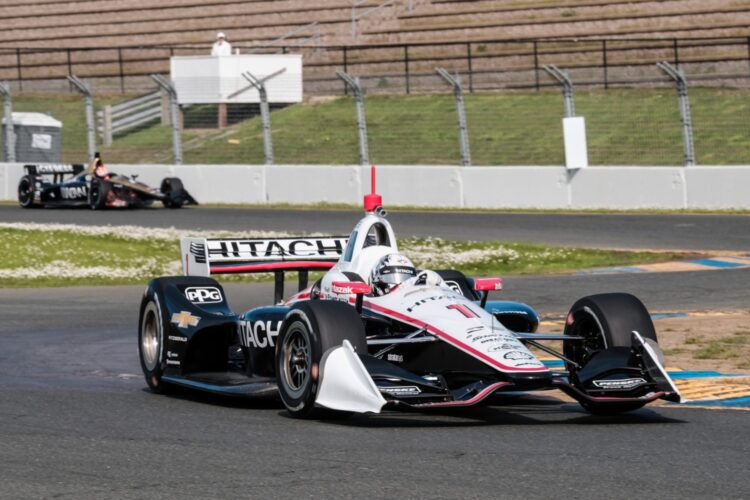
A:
[0,223,686,288]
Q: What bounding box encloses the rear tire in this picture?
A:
[161,177,185,209]
[564,293,657,414]
[275,300,366,419]
[17,175,35,208]
[138,288,172,394]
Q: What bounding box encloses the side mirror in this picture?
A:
[332,281,371,313]
[472,277,503,308]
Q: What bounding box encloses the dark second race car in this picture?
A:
[137,167,682,419]
[17,153,196,209]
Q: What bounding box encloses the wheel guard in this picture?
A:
[632,331,683,403]
[315,340,387,414]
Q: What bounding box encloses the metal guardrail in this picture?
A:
[96,91,162,145]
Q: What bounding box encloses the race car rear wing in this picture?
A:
[181,236,349,303]
[24,164,85,183]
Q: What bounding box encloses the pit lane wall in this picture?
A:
[1,163,749,209]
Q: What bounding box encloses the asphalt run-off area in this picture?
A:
[1,206,748,499]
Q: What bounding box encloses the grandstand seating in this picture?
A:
[0,0,748,91]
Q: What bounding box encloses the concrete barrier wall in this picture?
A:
[1,163,748,209]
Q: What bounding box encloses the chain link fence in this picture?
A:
[3,85,750,166]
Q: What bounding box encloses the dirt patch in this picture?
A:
[655,310,750,372]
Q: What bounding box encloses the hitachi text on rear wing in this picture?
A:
[181,236,349,303]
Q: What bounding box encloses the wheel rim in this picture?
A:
[18,179,31,205]
[566,310,606,371]
[281,321,312,398]
[141,303,160,372]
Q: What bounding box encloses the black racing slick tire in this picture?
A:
[17,175,35,208]
[138,287,173,394]
[161,177,185,209]
[563,293,657,414]
[88,178,110,210]
[275,300,367,419]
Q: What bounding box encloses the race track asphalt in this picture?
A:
[1,207,749,498]
[2,204,749,251]
[1,276,749,499]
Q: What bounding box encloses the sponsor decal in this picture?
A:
[167,351,179,359]
[332,284,353,295]
[379,385,421,396]
[168,335,187,342]
[488,343,523,352]
[166,359,181,366]
[503,351,535,361]
[406,294,452,313]
[171,311,201,329]
[206,237,347,262]
[184,286,222,304]
[60,185,87,199]
[593,378,647,390]
[239,320,282,349]
[34,164,77,174]
[386,353,404,363]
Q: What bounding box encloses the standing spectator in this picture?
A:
[211,32,232,56]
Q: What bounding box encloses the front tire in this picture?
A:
[564,293,657,414]
[17,175,35,208]
[275,301,367,419]
[138,289,172,394]
[161,177,185,209]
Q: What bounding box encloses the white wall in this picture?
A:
[2,163,748,209]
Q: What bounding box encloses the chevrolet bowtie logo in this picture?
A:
[171,311,201,329]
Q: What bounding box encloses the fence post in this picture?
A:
[150,74,183,165]
[533,41,540,91]
[404,45,410,94]
[543,65,575,117]
[436,67,471,167]
[160,88,170,125]
[657,61,696,166]
[0,82,15,162]
[67,75,96,162]
[343,46,349,95]
[16,49,22,92]
[466,43,473,93]
[602,40,609,89]
[102,105,113,147]
[236,68,287,165]
[118,48,125,94]
[336,70,369,165]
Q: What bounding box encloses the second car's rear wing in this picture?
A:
[181,236,348,302]
[24,164,85,183]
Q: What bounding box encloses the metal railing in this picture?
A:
[96,92,163,145]
[2,37,750,95]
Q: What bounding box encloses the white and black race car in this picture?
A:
[138,168,682,417]
[18,153,196,209]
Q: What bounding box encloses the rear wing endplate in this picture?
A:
[181,236,349,303]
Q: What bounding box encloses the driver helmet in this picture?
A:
[95,160,109,178]
[371,253,417,295]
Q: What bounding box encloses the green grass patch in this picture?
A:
[0,225,685,288]
[693,341,741,360]
[9,88,750,165]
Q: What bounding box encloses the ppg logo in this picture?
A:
[185,286,222,304]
